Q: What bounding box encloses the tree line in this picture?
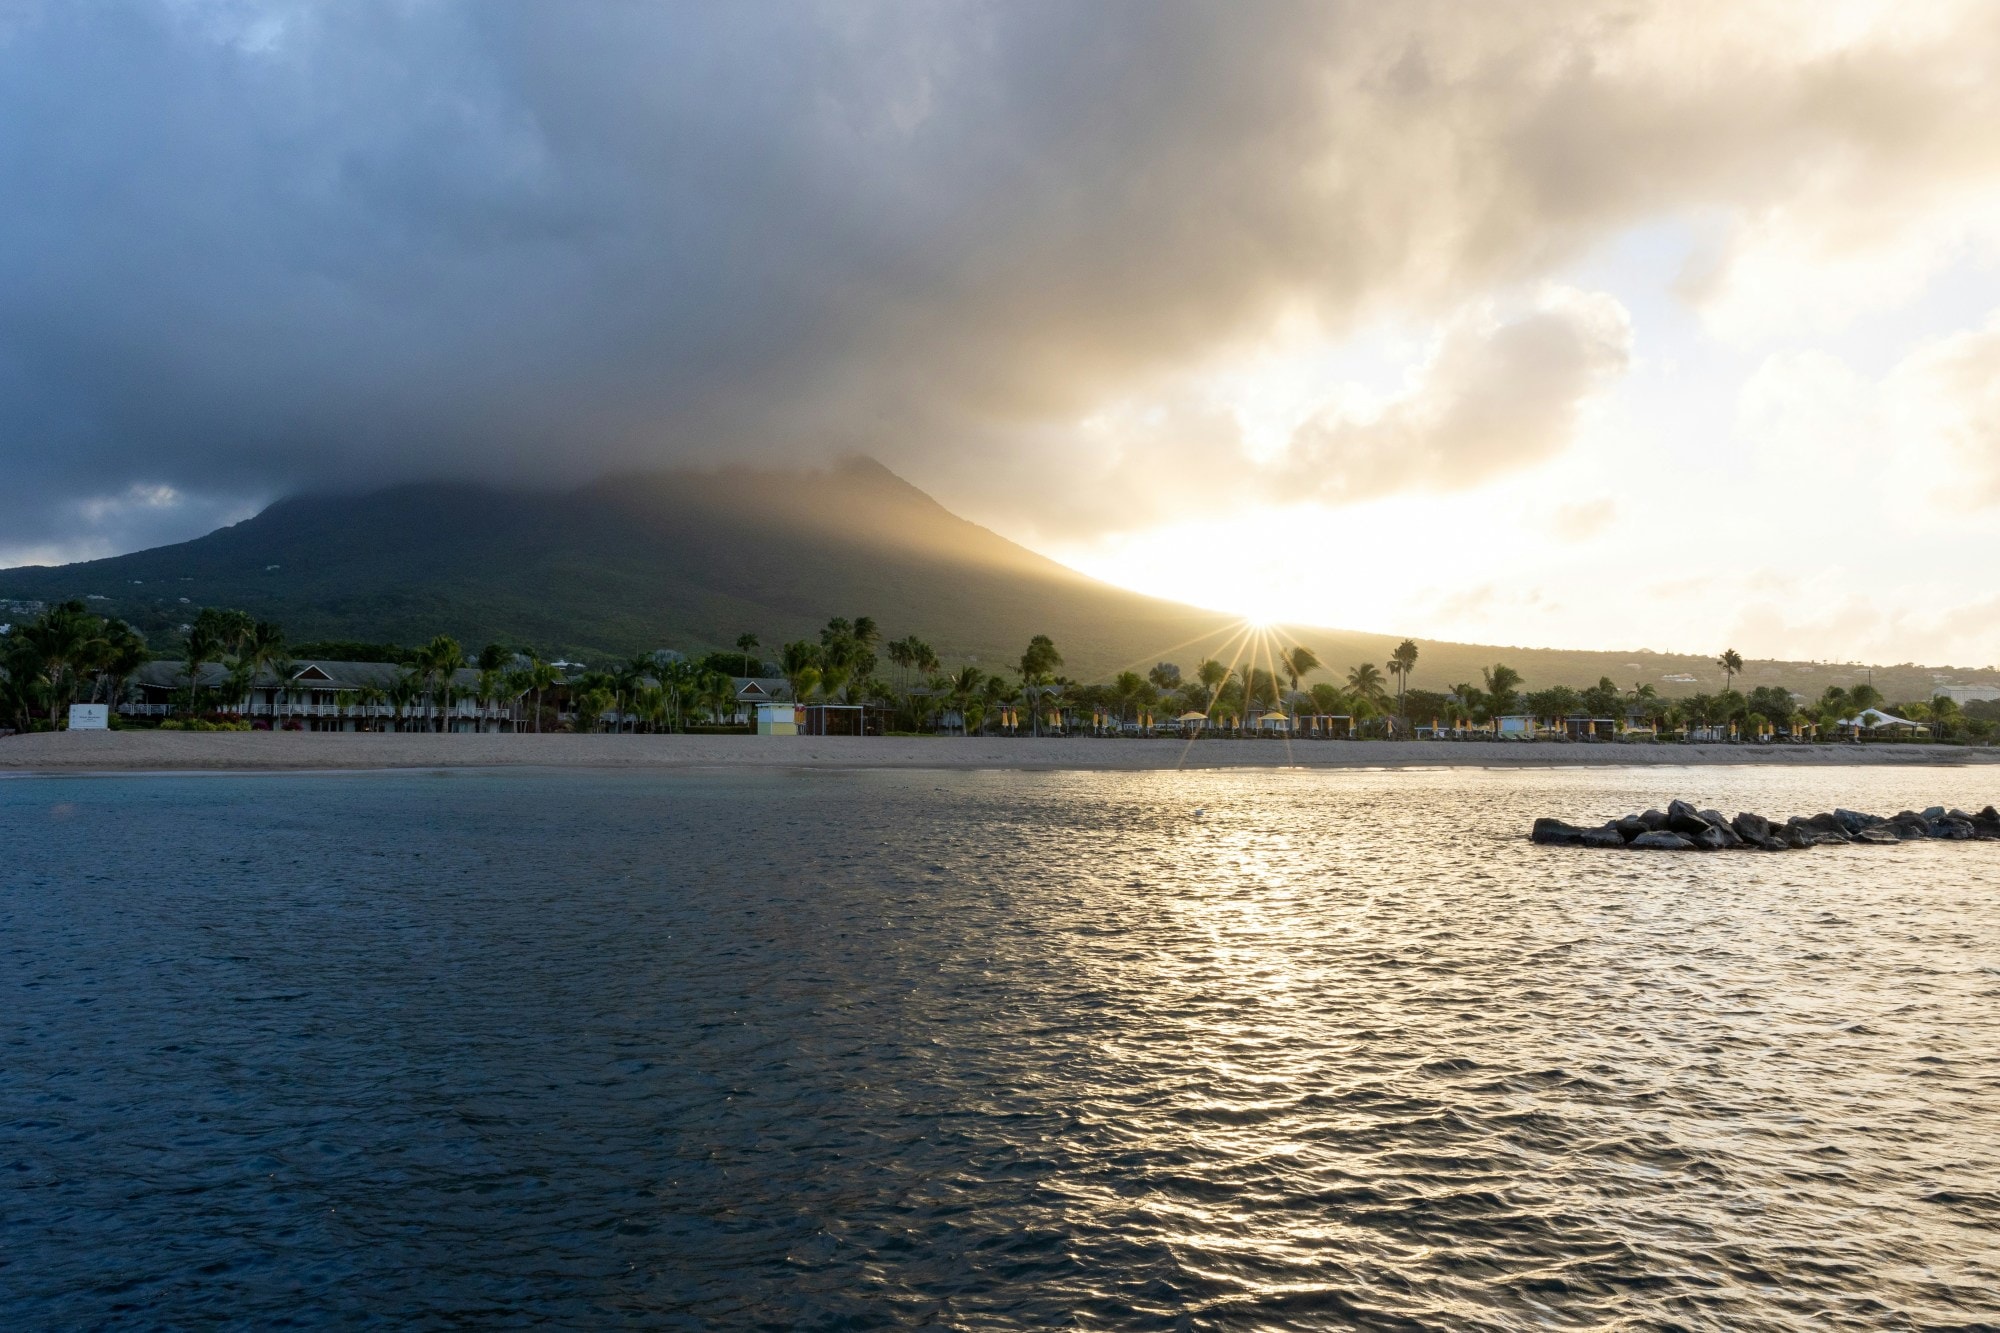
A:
[4,601,1993,740]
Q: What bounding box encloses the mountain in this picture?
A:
[0,459,1244,674]
[0,459,1982,700]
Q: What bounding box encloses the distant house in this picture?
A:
[124,660,521,732]
[729,677,791,724]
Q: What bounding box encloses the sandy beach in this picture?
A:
[4,730,1997,773]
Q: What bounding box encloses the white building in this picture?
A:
[124,659,521,732]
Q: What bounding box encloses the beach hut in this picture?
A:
[1836,707,1928,738]
[755,703,798,736]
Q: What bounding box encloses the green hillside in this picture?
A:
[2,459,1990,702]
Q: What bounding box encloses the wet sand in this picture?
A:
[4,730,1996,772]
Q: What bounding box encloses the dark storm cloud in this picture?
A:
[3,1,1999,560]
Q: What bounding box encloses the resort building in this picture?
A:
[123,660,522,731]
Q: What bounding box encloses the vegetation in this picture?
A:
[7,595,1994,746]
[1,599,150,731]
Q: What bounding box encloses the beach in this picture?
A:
[5,730,1997,772]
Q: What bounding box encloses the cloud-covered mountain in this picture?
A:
[6,1,2000,564]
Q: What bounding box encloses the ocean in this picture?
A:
[4,765,1997,1329]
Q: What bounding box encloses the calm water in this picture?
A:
[3,765,1998,1330]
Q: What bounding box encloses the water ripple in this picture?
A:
[3,764,1997,1329]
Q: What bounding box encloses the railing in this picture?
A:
[119,700,517,722]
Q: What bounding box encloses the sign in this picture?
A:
[68,703,109,731]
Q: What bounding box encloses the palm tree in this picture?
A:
[735,632,761,677]
[417,636,466,732]
[1018,634,1062,736]
[1717,648,1743,691]
[949,664,983,735]
[92,619,148,715]
[388,669,423,732]
[180,620,225,721]
[527,659,561,733]
[1280,646,1320,718]
[780,640,821,707]
[1481,664,1523,716]
[1346,662,1389,709]
[1388,639,1419,724]
[352,683,388,732]
[17,601,105,728]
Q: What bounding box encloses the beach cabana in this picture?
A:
[1837,707,1928,737]
[1176,710,1208,735]
[1254,711,1291,734]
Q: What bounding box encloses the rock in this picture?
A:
[1531,818,1589,845]
[1800,813,1851,842]
[1851,827,1901,845]
[1613,816,1651,842]
[1579,826,1627,849]
[1888,812,1931,839]
[1974,807,2000,839]
[1922,805,1947,820]
[1666,800,1713,838]
[1698,813,1745,848]
[1638,809,1669,831]
[1930,816,1977,840]
[1833,808,1884,834]
[1784,823,1814,849]
[1689,824,1729,851]
[1731,812,1773,843]
[1631,830,1697,850]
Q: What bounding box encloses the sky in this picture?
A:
[2,1,1998,667]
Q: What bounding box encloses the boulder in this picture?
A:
[1579,825,1627,849]
[1531,818,1590,846]
[1888,812,1931,839]
[1631,830,1697,850]
[1929,816,1977,841]
[1666,800,1713,838]
[1731,811,1773,843]
[1689,824,1729,851]
[1922,805,1947,820]
[1613,816,1651,842]
[1800,813,1851,842]
[1974,806,2000,838]
[1698,813,1745,848]
[1851,827,1901,845]
[1833,808,1883,834]
[1638,809,1669,831]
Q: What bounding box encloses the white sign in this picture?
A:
[68,703,109,730]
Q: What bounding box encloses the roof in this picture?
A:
[1839,707,1926,728]
[132,659,511,694]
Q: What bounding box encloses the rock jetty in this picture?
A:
[1532,799,2000,850]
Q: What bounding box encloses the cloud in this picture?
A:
[1736,309,2000,506]
[4,1,2000,558]
[1280,290,1630,501]
[1548,497,1618,543]
[1890,317,2000,505]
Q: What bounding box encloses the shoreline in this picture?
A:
[5,732,1998,774]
